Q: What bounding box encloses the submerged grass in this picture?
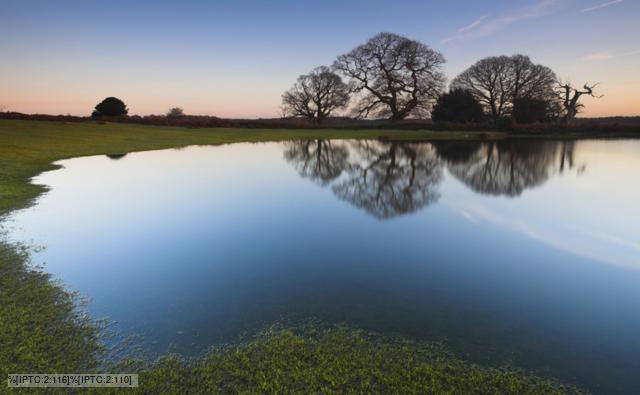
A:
[99,326,582,394]
[0,241,103,379]
[0,119,583,393]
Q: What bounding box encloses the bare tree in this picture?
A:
[0,104,7,113]
[557,82,603,124]
[451,56,511,122]
[333,33,446,121]
[281,66,349,124]
[451,55,556,123]
[510,55,557,104]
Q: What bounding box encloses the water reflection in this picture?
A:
[283,140,348,185]
[334,142,442,219]
[285,141,443,219]
[285,140,583,217]
[446,141,559,196]
[106,153,128,160]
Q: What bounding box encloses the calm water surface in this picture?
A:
[8,139,640,393]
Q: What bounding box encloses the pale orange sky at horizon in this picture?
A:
[3,81,637,119]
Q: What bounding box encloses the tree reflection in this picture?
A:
[283,139,585,216]
[284,140,443,219]
[106,153,128,160]
[433,141,482,164]
[332,141,443,219]
[446,141,560,196]
[283,140,348,185]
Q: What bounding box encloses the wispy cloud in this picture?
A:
[441,1,559,45]
[572,227,640,253]
[447,202,640,270]
[458,14,490,33]
[582,49,640,61]
[581,0,624,12]
[583,52,614,61]
[441,14,489,44]
[441,14,490,44]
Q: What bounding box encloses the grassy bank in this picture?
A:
[0,118,584,393]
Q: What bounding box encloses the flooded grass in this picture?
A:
[0,241,103,377]
[105,326,581,394]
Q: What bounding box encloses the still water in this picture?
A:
[8,139,640,393]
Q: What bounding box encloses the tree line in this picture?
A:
[281,32,601,125]
[87,32,602,126]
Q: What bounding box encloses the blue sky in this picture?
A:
[1,0,638,117]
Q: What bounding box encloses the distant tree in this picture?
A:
[431,89,484,123]
[0,104,7,113]
[93,97,128,117]
[451,55,556,124]
[333,32,446,120]
[512,97,551,124]
[166,107,185,118]
[281,66,349,124]
[557,82,603,124]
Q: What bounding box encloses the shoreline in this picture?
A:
[1,118,639,218]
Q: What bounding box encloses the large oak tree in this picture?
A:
[333,33,446,121]
[451,55,556,123]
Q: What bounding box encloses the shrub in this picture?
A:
[513,97,552,124]
[432,89,484,123]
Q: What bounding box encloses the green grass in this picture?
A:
[0,119,582,393]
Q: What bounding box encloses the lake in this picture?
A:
[7,139,640,393]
